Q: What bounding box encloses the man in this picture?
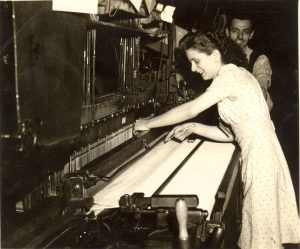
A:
[226,14,273,110]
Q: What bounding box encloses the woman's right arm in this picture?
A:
[134,91,220,131]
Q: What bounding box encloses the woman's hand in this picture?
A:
[165,123,196,142]
[133,118,151,136]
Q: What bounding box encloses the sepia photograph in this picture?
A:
[0,0,299,248]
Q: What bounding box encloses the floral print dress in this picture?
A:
[207,64,300,249]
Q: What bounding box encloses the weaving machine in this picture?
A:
[1,1,242,248]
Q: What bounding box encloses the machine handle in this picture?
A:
[176,199,190,249]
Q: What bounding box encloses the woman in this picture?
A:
[134,32,300,249]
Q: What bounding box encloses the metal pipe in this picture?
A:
[12,2,21,130]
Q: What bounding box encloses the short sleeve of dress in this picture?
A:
[206,67,238,101]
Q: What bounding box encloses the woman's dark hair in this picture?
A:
[180,31,247,68]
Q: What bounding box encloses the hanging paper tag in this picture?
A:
[160,5,175,23]
[52,0,98,14]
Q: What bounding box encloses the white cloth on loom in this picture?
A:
[90,139,235,216]
[160,140,235,216]
[90,139,199,214]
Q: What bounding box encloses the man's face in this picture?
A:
[226,18,254,50]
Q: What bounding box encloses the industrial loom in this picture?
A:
[1,1,242,248]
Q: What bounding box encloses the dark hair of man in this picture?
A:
[180,32,247,68]
[227,12,254,31]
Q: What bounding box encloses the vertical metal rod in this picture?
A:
[86,30,91,105]
[136,36,140,104]
[119,37,124,92]
[127,37,131,91]
[123,38,127,91]
[129,37,134,92]
[132,37,135,92]
[12,2,21,130]
[82,48,87,105]
[91,29,96,105]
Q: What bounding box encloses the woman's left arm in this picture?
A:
[165,122,234,142]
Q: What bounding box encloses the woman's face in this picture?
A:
[186,48,221,80]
